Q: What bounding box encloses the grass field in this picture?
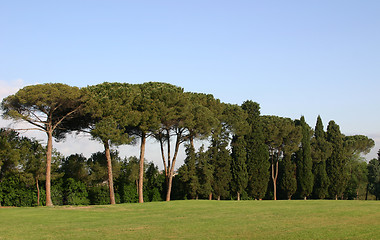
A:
[0,200,379,239]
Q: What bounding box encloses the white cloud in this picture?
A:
[0,79,25,100]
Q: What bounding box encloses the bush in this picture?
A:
[64,178,90,205]
[0,174,38,207]
[88,185,120,205]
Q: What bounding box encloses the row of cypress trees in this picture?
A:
[178,100,375,201]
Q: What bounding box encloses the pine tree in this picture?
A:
[295,116,314,200]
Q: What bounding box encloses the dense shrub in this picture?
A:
[64,178,90,205]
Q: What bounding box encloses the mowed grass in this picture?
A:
[0,200,379,239]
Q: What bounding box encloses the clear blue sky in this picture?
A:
[1,0,379,163]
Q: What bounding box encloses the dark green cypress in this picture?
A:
[280,153,297,200]
[295,116,314,199]
[197,146,214,199]
[180,144,200,199]
[231,135,248,200]
[326,120,346,200]
[241,101,270,200]
[311,116,331,199]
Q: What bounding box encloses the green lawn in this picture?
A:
[0,200,379,239]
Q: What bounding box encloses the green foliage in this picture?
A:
[88,185,120,205]
[279,154,297,199]
[179,144,200,199]
[144,163,164,202]
[311,116,331,199]
[87,150,122,185]
[343,156,368,200]
[367,151,380,199]
[231,135,248,199]
[1,83,85,139]
[64,178,90,205]
[209,131,232,200]
[119,184,138,203]
[60,154,89,183]
[295,116,314,199]
[241,101,269,200]
[197,146,214,198]
[0,173,36,207]
[326,121,347,199]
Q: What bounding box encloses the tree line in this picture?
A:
[1,82,379,206]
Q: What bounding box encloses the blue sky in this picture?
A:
[1,1,379,165]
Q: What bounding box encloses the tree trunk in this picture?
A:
[166,172,173,201]
[104,141,116,205]
[304,196,307,200]
[237,192,240,201]
[217,195,221,201]
[335,194,338,200]
[272,158,279,201]
[45,130,53,207]
[138,133,146,203]
[190,136,195,150]
[209,193,212,200]
[356,189,359,200]
[165,132,182,202]
[36,177,40,206]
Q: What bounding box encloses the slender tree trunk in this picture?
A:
[356,189,359,200]
[159,136,168,181]
[272,157,279,201]
[36,177,40,206]
[45,130,53,207]
[237,192,240,201]
[217,195,221,201]
[104,141,116,205]
[165,132,182,202]
[335,194,338,200]
[209,193,212,200]
[190,136,195,150]
[304,196,307,200]
[138,133,146,203]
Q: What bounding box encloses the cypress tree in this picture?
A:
[280,153,297,200]
[180,144,200,199]
[311,116,331,199]
[295,116,314,200]
[209,132,232,200]
[326,120,346,200]
[241,101,269,200]
[231,135,248,201]
[197,146,214,199]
